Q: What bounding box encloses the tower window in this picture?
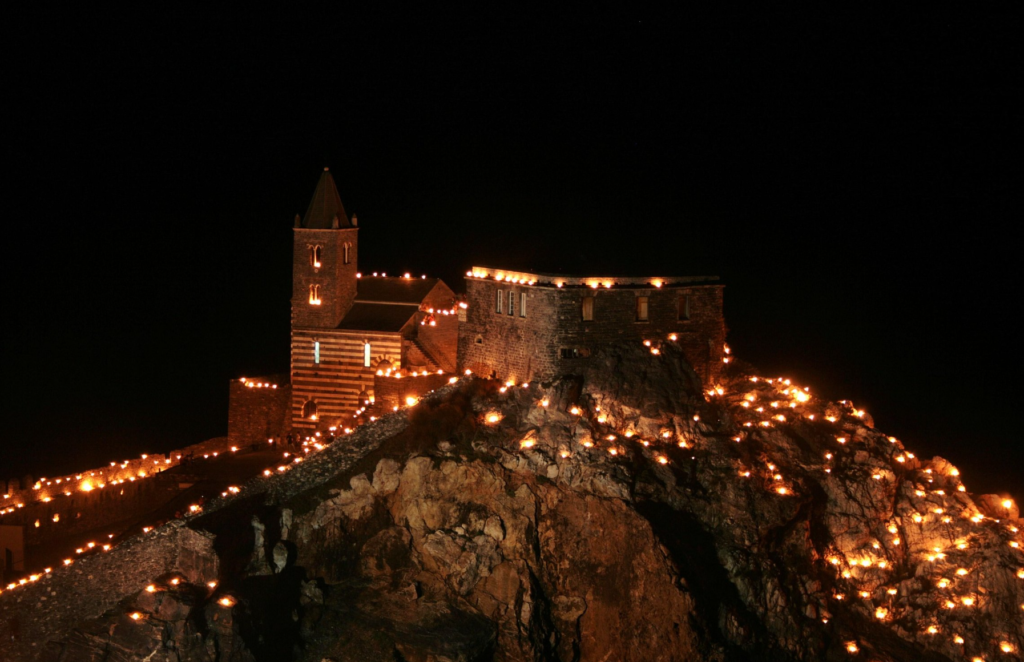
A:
[343,243,351,265]
[508,290,514,316]
[679,294,691,320]
[311,245,322,268]
[520,292,527,318]
[302,400,318,421]
[636,296,649,322]
[309,284,322,305]
[496,289,503,314]
[363,342,371,367]
[582,296,594,321]
[314,340,320,364]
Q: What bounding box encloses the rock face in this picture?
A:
[4,342,1022,661]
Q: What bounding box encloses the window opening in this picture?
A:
[363,342,372,367]
[520,292,527,317]
[314,341,320,364]
[496,289,503,314]
[343,243,351,265]
[679,294,690,320]
[302,400,318,420]
[311,245,322,268]
[636,296,649,322]
[309,284,322,305]
[582,296,594,321]
[508,290,514,316]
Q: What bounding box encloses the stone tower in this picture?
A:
[291,168,359,328]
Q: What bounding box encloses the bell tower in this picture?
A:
[291,168,359,329]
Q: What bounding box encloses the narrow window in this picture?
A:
[314,340,320,364]
[363,342,372,367]
[302,400,318,420]
[560,347,580,359]
[496,289,503,314]
[636,296,649,322]
[309,284,321,305]
[343,243,351,265]
[582,296,594,321]
[679,293,690,320]
[311,246,322,268]
[508,290,515,316]
[520,292,527,317]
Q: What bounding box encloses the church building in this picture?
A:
[288,168,458,431]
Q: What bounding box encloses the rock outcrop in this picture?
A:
[3,342,1021,661]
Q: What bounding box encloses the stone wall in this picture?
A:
[458,277,726,385]
[291,227,359,329]
[372,372,450,415]
[0,521,217,662]
[227,375,292,446]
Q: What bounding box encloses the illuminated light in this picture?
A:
[944,600,956,609]
[1001,642,1015,653]
[776,487,789,495]
[263,469,272,476]
[668,333,677,341]
[651,279,663,288]
[739,471,750,478]
[872,474,882,481]
[207,581,218,589]
[145,584,156,593]
[1010,541,1020,549]
[405,396,418,406]
[956,568,969,576]
[874,607,888,620]
[1002,498,1014,510]
[559,450,570,459]
[520,438,536,449]
[102,544,111,551]
[218,596,235,607]
[887,588,898,595]
[582,440,594,448]
[845,641,858,653]
[938,578,950,589]
[912,513,923,523]
[485,412,501,424]
[129,612,143,621]
[170,578,180,586]
[958,485,966,492]
[608,448,618,456]
[858,590,870,598]
[656,456,669,465]
[961,597,974,606]
[569,406,581,416]
[448,376,458,384]
[926,625,938,634]
[1017,569,1024,579]
[954,635,965,645]
[826,416,837,423]
[34,519,39,528]
[836,437,846,444]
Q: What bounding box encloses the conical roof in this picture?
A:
[301,168,351,229]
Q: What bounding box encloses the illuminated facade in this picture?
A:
[457,267,726,385]
[289,169,458,430]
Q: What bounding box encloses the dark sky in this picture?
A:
[3,8,1020,497]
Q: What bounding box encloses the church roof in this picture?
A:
[336,302,416,332]
[301,168,351,229]
[355,277,442,304]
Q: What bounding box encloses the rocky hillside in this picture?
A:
[2,341,1022,661]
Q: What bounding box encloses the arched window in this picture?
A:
[363,342,372,367]
[309,284,321,305]
[343,243,351,265]
[302,400,318,420]
[311,245,322,268]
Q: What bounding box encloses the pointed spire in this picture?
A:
[300,167,351,229]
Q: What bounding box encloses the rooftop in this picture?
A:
[300,168,351,229]
[466,266,720,289]
[355,276,441,304]
[337,302,416,332]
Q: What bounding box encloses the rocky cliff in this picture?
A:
[3,342,1021,661]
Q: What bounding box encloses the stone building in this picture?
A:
[287,169,459,431]
[457,267,726,385]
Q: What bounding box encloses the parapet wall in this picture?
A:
[372,372,450,415]
[227,376,292,446]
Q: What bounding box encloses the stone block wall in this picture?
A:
[372,372,450,415]
[227,376,292,446]
[291,227,359,329]
[458,276,726,385]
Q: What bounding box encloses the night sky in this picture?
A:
[3,8,1020,497]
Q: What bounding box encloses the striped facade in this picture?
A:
[290,328,402,430]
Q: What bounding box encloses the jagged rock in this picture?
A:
[6,342,1022,661]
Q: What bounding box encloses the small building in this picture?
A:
[457,267,726,385]
[288,169,459,431]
